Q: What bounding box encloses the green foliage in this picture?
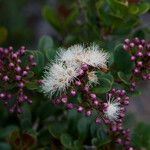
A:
[46,110,114,149]
[60,133,73,149]
[43,6,62,32]
[132,122,150,149]
[0,27,7,44]
[38,35,56,60]
[114,44,134,73]
[94,77,112,94]
[18,104,32,131]
[117,72,131,85]
[48,122,67,139]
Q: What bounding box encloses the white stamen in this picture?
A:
[105,95,120,121]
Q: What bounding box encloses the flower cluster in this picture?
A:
[106,89,133,150]
[42,44,108,97]
[42,44,133,149]
[0,46,36,113]
[123,37,150,92]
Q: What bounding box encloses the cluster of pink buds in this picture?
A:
[0,46,36,113]
[107,89,134,150]
[52,71,133,149]
[123,37,150,92]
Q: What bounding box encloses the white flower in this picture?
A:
[58,44,109,69]
[105,96,120,121]
[57,45,85,68]
[42,44,109,97]
[83,44,109,68]
[42,62,78,97]
[87,71,99,85]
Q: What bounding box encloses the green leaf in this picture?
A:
[107,0,128,15]
[38,35,54,51]
[132,123,150,149]
[77,117,89,141]
[138,3,150,15]
[42,6,61,31]
[38,35,56,60]
[38,129,52,146]
[96,125,111,147]
[48,122,67,139]
[90,122,99,137]
[18,104,32,131]
[117,71,131,85]
[92,138,99,145]
[94,78,112,94]
[67,110,79,121]
[114,44,134,73]
[31,50,45,74]
[98,73,114,85]
[60,133,73,149]
[129,5,139,15]
[72,140,82,150]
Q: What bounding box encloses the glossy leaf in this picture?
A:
[138,3,150,14]
[114,44,134,73]
[77,117,90,141]
[60,133,73,149]
[117,71,131,85]
[48,122,67,139]
[129,5,139,15]
[38,35,56,60]
[94,78,112,94]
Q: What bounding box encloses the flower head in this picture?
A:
[42,62,78,97]
[42,44,109,97]
[57,45,85,68]
[104,96,120,121]
[83,44,109,69]
[57,44,109,69]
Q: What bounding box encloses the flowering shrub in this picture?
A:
[40,38,149,150]
[0,0,150,150]
[0,40,150,150]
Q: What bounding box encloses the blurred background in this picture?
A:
[0,0,150,149]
